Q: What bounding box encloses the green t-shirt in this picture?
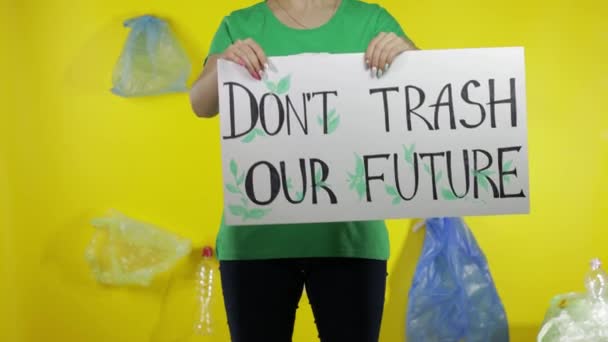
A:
[207,0,410,261]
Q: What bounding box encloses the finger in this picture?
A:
[371,33,397,77]
[233,49,258,79]
[222,50,245,67]
[243,38,269,71]
[240,41,265,79]
[377,36,402,73]
[385,42,408,69]
[233,41,260,80]
[383,39,418,75]
[365,32,386,70]
[237,42,264,80]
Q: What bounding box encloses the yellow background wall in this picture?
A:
[1,0,607,341]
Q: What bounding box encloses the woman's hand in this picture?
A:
[190,38,268,118]
[365,32,417,78]
[221,38,268,80]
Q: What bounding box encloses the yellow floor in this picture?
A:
[2,0,607,341]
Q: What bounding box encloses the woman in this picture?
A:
[190,1,417,341]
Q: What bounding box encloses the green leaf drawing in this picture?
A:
[355,154,364,177]
[245,208,267,220]
[402,144,415,164]
[328,108,336,119]
[242,130,257,143]
[229,205,247,217]
[295,192,304,201]
[356,181,366,199]
[327,116,340,134]
[502,160,514,185]
[225,159,269,220]
[435,170,443,183]
[230,160,238,177]
[276,75,291,94]
[226,184,241,194]
[477,175,490,192]
[386,184,402,205]
[286,177,306,200]
[317,109,339,134]
[441,188,458,200]
[241,128,266,143]
[315,168,323,184]
[475,170,495,177]
[237,172,245,186]
[348,176,356,189]
[424,164,432,175]
[385,185,398,196]
[347,154,367,200]
[265,81,277,93]
[473,169,495,193]
[286,177,293,189]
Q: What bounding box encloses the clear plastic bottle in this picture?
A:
[585,258,608,303]
[194,246,215,335]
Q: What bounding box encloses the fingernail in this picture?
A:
[372,66,377,78]
[377,68,383,78]
[385,63,390,71]
[264,63,269,70]
[365,59,370,70]
[258,70,264,79]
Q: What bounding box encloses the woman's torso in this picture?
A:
[210,0,409,261]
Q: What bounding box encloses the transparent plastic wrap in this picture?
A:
[538,258,608,342]
[111,15,191,97]
[406,217,509,342]
[85,210,191,286]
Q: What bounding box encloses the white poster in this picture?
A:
[217,47,529,225]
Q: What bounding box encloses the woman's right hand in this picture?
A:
[221,38,268,80]
[190,38,268,117]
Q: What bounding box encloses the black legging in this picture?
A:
[220,258,387,342]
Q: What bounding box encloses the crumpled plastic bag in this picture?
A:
[85,210,191,286]
[111,15,191,97]
[538,259,608,341]
[407,217,509,342]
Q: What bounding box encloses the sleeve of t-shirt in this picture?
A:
[205,17,234,64]
[375,8,412,42]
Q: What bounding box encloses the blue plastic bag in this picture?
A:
[407,217,509,342]
[112,15,191,97]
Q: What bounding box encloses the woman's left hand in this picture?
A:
[365,32,417,78]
